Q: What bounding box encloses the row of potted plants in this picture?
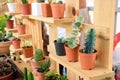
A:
[7,0,65,19]
[54,16,97,70]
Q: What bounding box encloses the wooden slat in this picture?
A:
[5,12,20,16]
[14,14,29,19]
[13,33,32,39]
[5,28,17,32]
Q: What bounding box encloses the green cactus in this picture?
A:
[24,67,28,80]
[83,28,96,53]
[34,48,45,62]
[21,0,28,4]
[28,72,34,80]
[56,37,66,43]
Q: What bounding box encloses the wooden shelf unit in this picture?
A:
[5,12,20,16]
[13,33,32,39]
[5,28,18,32]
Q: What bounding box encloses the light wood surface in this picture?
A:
[13,33,32,39]
[5,12,20,16]
[5,28,18,32]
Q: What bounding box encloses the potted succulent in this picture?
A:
[31,0,45,16]
[65,16,83,62]
[51,0,65,19]
[16,19,26,35]
[41,0,52,17]
[22,41,33,58]
[0,57,13,80]
[4,14,14,29]
[12,36,21,49]
[24,67,34,80]
[21,0,31,15]
[7,0,16,12]
[36,60,51,80]
[79,28,97,70]
[54,37,66,56]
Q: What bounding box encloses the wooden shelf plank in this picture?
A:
[20,55,32,63]
[5,28,17,32]
[49,53,114,80]
[13,33,32,39]
[15,14,29,19]
[5,12,20,16]
[29,15,75,24]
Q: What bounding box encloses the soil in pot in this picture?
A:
[54,40,66,56]
[79,49,97,70]
[0,71,13,80]
[64,44,80,62]
[21,4,31,15]
[6,20,14,29]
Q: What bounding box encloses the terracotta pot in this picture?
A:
[16,24,26,35]
[41,3,52,17]
[64,44,80,62]
[30,59,39,70]
[0,71,13,80]
[22,47,33,58]
[37,72,45,80]
[79,0,86,9]
[0,41,12,54]
[12,40,21,49]
[51,4,65,19]
[21,4,31,15]
[6,20,14,29]
[79,49,97,70]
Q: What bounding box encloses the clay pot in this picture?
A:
[0,41,12,54]
[79,49,97,70]
[79,0,86,9]
[64,44,80,62]
[41,3,52,17]
[22,47,33,58]
[37,72,45,80]
[12,40,21,49]
[6,20,14,29]
[16,24,26,35]
[21,4,31,15]
[0,71,13,80]
[51,4,65,19]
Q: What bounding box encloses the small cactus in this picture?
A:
[56,37,66,43]
[24,67,34,80]
[24,67,28,80]
[28,72,34,80]
[83,28,96,53]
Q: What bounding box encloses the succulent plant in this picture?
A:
[83,28,96,53]
[4,15,12,21]
[21,0,28,4]
[7,0,14,3]
[34,48,45,62]
[56,37,66,43]
[22,41,32,48]
[53,0,63,4]
[12,37,20,41]
[37,0,45,3]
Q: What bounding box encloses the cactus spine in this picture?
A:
[83,28,96,53]
[24,67,28,80]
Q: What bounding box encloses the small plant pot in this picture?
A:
[36,72,45,80]
[21,4,31,15]
[0,71,13,80]
[51,3,65,19]
[16,24,26,35]
[30,59,39,70]
[41,3,52,17]
[79,49,97,70]
[54,40,66,56]
[7,3,16,12]
[22,47,33,58]
[12,40,21,49]
[31,2,42,16]
[6,20,14,29]
[64,44,80,62]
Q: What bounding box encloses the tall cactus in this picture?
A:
[28,72,34,80]
[24,67,34,80]
[83,28,96,53]
[24,67,28,80]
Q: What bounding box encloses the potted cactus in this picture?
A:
[79,28,97,70]
[24,67,34,80]
[41,0,52,17]
[22,41,33,58]
[54,37,66,56]
[12,37,21,49]
[7,0,16,12]
[16,19,26,35]
[36,60,51,80]
[65,16,83,62]
[4,15,14,29]
[21,0,31,15]
[51,0,65,19]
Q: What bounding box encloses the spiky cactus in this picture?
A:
[24,67,28,80]
[24,67,34,80]
[83,28,96,53]
[28,72,34,80]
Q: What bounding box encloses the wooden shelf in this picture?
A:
[29,15,75,24]
[5,28,17,32]
[13,33,32,39]
[5,12,20,16]
[49,53,114,80]
[15,14,29,19]
[20,55,32,63]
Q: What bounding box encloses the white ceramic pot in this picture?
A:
[7,3,16,12]
[31,2,42,16]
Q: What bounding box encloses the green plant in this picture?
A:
[0,14,6,33]
[37,60,51,73]
[37,0,45,3]
[21,0,28,4]
[66,16,84,48]
[48,0,52,4]
[7,0,14,3]
[22,41,32,48]
[12,36,20,41]
[56,37,66,43]
[34,48,45,62]
[4,15,12,21]
[83,28,96,53]
[24,67,34,80]
[53,0,63,4]
[18,19,23,25]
